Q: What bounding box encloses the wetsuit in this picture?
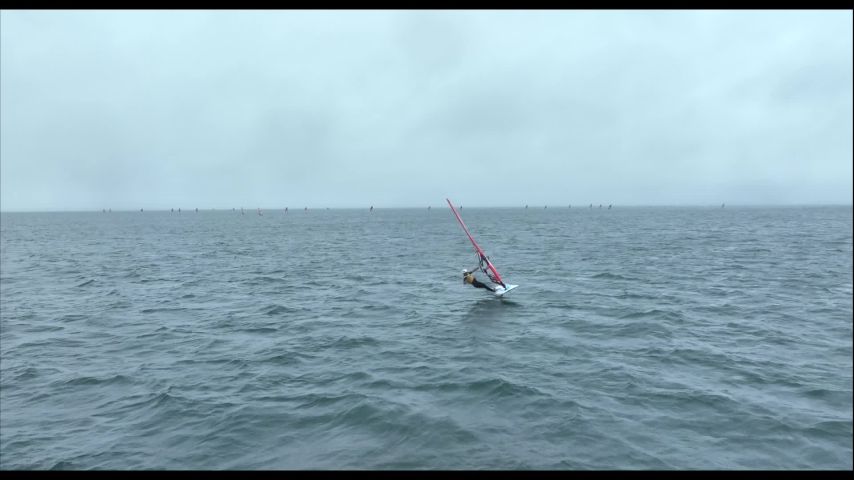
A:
[464,272,495,292]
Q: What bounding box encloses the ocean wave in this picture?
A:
[54,374,135,388]
[618,309,685,323]
[258,304,304,316]
[412,377,543,399]
[242,276,289,286]
[2,207,850,470]
[592,272,640,281]
[140,307,188,314]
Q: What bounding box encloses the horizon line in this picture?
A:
[1,203,852,213]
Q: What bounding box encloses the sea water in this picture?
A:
[1,206,851,469]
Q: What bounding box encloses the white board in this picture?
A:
[493,284,519,297]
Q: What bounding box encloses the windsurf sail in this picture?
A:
[446,198,507,288]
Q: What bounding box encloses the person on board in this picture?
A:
[463,269,496,292]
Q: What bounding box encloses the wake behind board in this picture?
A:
[493,284,519,297]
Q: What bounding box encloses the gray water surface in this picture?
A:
[1,206,851,469]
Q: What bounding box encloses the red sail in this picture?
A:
[446,198,506,287]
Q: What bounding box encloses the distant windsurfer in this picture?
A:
[463,269,496,292]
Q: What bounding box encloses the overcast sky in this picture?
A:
[1,10,851,211]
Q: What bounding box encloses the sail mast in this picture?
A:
[446,198,506,287]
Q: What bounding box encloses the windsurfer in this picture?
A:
[463,269,495,292]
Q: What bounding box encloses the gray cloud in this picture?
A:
[1,10,851,211]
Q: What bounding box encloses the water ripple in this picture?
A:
[1,207,851,469]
